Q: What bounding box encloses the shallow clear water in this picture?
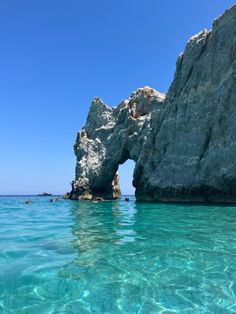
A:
[0,196,236,313]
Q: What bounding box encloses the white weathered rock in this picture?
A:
[70,5,236,203]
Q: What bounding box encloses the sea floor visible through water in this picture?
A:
[0,196,236,313]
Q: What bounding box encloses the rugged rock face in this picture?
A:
[70,5,236,203]
[70,87,165,200]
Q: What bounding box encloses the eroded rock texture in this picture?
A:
[70,5,236,202]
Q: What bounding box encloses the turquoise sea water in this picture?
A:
[0,196,236,313]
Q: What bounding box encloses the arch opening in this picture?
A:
[117,159,136,197]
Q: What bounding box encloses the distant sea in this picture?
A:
[0,196,236,313]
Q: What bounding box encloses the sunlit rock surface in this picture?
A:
[70,5,236,202]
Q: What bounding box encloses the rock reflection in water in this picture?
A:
[69,199,138,266]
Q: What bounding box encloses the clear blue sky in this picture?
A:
[0,0,235,195]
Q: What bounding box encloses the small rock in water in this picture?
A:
[79,194,93,201]
[94,197,104,202]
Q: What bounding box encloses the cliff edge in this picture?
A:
[70,5,236,203]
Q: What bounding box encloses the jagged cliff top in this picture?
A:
[89,4,236,115]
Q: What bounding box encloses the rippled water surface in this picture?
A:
[1,196,236,313]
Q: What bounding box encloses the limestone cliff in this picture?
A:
[70,5,236,203]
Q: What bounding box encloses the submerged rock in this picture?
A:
[70,5,236,203]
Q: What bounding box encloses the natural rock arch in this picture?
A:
[70,5,236,203]
[70,87,165,200]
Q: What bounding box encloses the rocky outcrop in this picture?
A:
[70,5,236,203]
[70,87,165,200]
